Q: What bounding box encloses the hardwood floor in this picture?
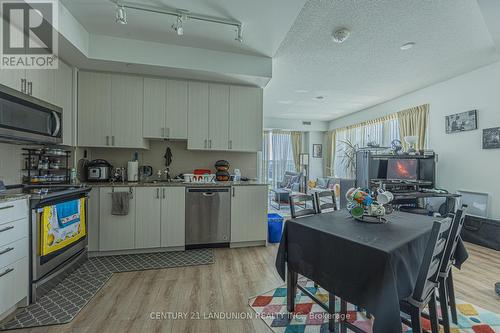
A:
[14,242,500,333]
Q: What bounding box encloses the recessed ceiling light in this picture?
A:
[332,28,350,44]
[400,42,415,50]
[315,96,325,100]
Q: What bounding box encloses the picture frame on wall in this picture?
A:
[483,127,500,149]
[445,110,478,134]
[312,144,323,158]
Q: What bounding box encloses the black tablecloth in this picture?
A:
[275,210,468,333]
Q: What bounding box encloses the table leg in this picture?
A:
[287,266,298,313]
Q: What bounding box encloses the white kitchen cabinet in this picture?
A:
[78,71,112,147]
[0,257,29,316]
[160,187,185,248]
[54,61,74,146]
[143,78,166,139]
[187,82,209,149]
[25,69,56,104]
[135,187,161,249]
[87,188,100,252]
[229,86,263,152]
[166,80,188,139]
[208,84,230,150]
[230,186,267,244]
[99,187,136,251]
[111,74,148,148]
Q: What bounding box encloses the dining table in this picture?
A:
[275,210,468,333]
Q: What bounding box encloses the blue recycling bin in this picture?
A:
[268,213,284,243]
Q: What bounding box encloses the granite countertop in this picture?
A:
[0,193,30,203]
[82,180,268,188]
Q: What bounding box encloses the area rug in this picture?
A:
[249,278,500,333]
[0,249,215,331]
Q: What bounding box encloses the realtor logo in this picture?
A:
[1,0,58,69]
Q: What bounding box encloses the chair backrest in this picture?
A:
[412,216,453,302]
[440,205,468,275]
[289,194,317,218]
[314,190,338,213]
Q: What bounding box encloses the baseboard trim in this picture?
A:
[230,240,267,248]
[89,246,185,257]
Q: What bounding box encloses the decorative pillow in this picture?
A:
[281,174,293,188]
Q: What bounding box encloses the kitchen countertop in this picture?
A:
[81,181,268,188]
[0,193,30,203]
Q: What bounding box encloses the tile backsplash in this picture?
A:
[0,143,23,185]
[78,140,259,179]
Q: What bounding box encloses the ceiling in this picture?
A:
[61,0,307,58]
[264,0,500,121]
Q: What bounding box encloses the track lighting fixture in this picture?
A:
[110,0,242,42]
[115,4,127,24]
[172,15,184,36]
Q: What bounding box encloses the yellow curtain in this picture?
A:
[398,104,429,150]
[291,131,302,172]
[324,130,336,177]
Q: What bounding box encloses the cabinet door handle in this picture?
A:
[229,140,232,149]
[209,139,212,148]
[204,139,207,149]
[27,81,33,95]
[232,187,235,197]
[161,127,165,137]
[0,247,14,255]
[21,78,26,93]
[0,205,14,210]
[156,188,160,199]
[106,136,110,146]
[112,136,115,146]
[0,268,14,278]
[166,128,170,138]
[0,226,14,233]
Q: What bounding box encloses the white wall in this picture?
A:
[304,132,324,180]
[329,61,500,218]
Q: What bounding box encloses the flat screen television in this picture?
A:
[386,159,418,180]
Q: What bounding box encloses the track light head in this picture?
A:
[172,16,184,36]
[115,4,127,24]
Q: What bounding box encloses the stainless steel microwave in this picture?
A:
[0,83,62,145]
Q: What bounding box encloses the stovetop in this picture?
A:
[22,184,91,201]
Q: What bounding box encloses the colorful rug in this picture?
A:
[249,278,500,333]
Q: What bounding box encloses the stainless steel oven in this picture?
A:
[28,186,91,302]
[0,83,62,145]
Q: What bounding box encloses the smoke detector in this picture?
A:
[332,28,350,44]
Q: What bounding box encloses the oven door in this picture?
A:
[31,196,88,282]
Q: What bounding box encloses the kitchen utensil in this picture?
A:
[87,159,113,181]
[216,170,230,181]
[127,160,139,182]
[164,147,172,167]
[215,160,230,171]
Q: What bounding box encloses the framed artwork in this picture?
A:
[483,127,500,149]
[312,144,322,158]
[445,110,477,134]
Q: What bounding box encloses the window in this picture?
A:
[262,130,296,187]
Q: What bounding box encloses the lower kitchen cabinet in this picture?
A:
[135,187,161,249]
[161,187,185,248]
[230,186,268,244]
[99,187,136,251]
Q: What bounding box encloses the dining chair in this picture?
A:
[314,190,338,213]
[338,216,453,333]
[436,205,467,333]
[289,193,318,218]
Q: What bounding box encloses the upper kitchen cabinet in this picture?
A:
[208,84,230,150]
[111,74,148,148]
[25,69,55,104]
[229,86,263,152]
[143,78,188,140]
[166,80,188,139]
[78,71,112,147]
[54,61,74,146]
[78,71,148,149]
[187,82,209,149]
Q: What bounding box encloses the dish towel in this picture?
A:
[111,192,131,216]
[55,199,81,227]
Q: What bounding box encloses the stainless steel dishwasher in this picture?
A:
[185,187,231,248]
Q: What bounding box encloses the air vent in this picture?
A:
[302,121,312,126]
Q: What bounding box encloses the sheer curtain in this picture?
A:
[262,130,296,187]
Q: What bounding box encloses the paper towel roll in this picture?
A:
[127,160,139,182]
